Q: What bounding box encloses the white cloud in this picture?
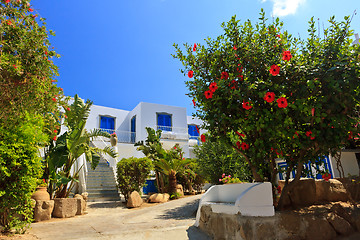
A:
[262,0,306,17]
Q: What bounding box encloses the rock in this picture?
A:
[127,191,143,208]
[33,200,54,222]
[148,193,170,203]
[316,179,350,203]
[81,192,88,201]
[176,184,184,197]
[289,178,316,207]
[326,212,354,236]
[74,194,82,199]
[303,215,337,240]
[75,198,87,215]
[52,198,77,218]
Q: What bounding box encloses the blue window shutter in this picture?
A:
[164,115,171,127]
[188,125,199,137]
[100,117,107,129]
[131,117,136,132]
[158,114,164,126]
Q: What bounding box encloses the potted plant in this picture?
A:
[110,132,118,146]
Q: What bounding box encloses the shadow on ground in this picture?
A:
[156,199,199,220]
[88,201,126,209]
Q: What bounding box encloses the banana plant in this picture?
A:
[47,95,117,198]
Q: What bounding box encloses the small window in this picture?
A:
[131,116,136,143]
[100,116,115,134]
[188,125,199,139]
[157,113,172,131]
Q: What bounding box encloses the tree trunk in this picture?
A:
[56,183,68,198]
[168,170,177,195]
[276,162,303,211]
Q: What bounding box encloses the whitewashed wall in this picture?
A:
[86,104,130,131]
[330,151,360,178]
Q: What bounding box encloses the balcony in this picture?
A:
[156,125,189,141]
[98,128,136,144]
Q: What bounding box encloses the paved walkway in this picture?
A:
[28,195,211,240]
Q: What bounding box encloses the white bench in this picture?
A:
[194,182,274,227]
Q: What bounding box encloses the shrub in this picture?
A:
[193,135,252,184]
[0,142,42,233]
[116,157,153,202]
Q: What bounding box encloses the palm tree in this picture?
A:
[155,144,190,195]
[47,95,117,198]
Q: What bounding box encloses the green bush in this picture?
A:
[116,157,153,202]
[0,142,42,233]
[193,135,252,184]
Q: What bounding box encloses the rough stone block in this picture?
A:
[52,198,77,218]
[176,184,184,197]
[326,212,354,236]
[34,200,54,222]
[76,198,86,215]
[127,191,143,208]
[303,215,337,240]
[148,193,169,203]
[316,179,350,203]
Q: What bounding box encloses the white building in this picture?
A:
[87,102,204,161]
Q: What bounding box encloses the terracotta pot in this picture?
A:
[110,135,117,146]
[31,187,50,201]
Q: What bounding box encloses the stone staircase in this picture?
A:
[86,158,121,202]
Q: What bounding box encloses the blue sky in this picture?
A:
[31,0,359,115]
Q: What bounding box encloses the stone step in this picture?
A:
[87,196,121,202]
[86,186,118,191]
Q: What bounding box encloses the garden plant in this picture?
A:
[174,10,360,209]
[0,0,63,232]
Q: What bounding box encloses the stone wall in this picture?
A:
[199,202,360,240]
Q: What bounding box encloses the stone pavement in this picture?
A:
[28,194,211,240]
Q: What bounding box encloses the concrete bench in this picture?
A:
[194,182,274,227]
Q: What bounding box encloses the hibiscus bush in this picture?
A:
[174,10,360,209]
[0,0,64,232]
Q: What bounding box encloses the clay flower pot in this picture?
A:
[31,187,50,201]
[110,133,117,147]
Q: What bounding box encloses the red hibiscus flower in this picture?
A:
[221,71,229,80]
[277,185,282,194]
[64,115,68,118]
[264,92,275,103]
[241,142,249,151]
[236,131,245,138]
[306,130,315,140]
[277,97,288,108]
[52,98,56,102]
[229,80,237,89]
[282,50,292,61]
[242,101,252,110]
[311,108,315,116]
[192,99,196,107]
[188,70,194,78]
[53,136,57,141]
[237,75,244,81]
[209,82,218,92]
[269,64,280,76]
[233,46,237,51]
[29,8,34,12]
[193,43,197,52]
[5,0,10,3]
[6,20,12,26]
[322,173,331,181]
[236,66,243,73]
[51,80,56,83]
[66,107,71,111]
[54,129,58,133]
[236,141,241,149]
[293,131,299,139]
[204,90,213,99]
[200,134,206,142]
[196,125,200,134]
[60,88,63,91]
